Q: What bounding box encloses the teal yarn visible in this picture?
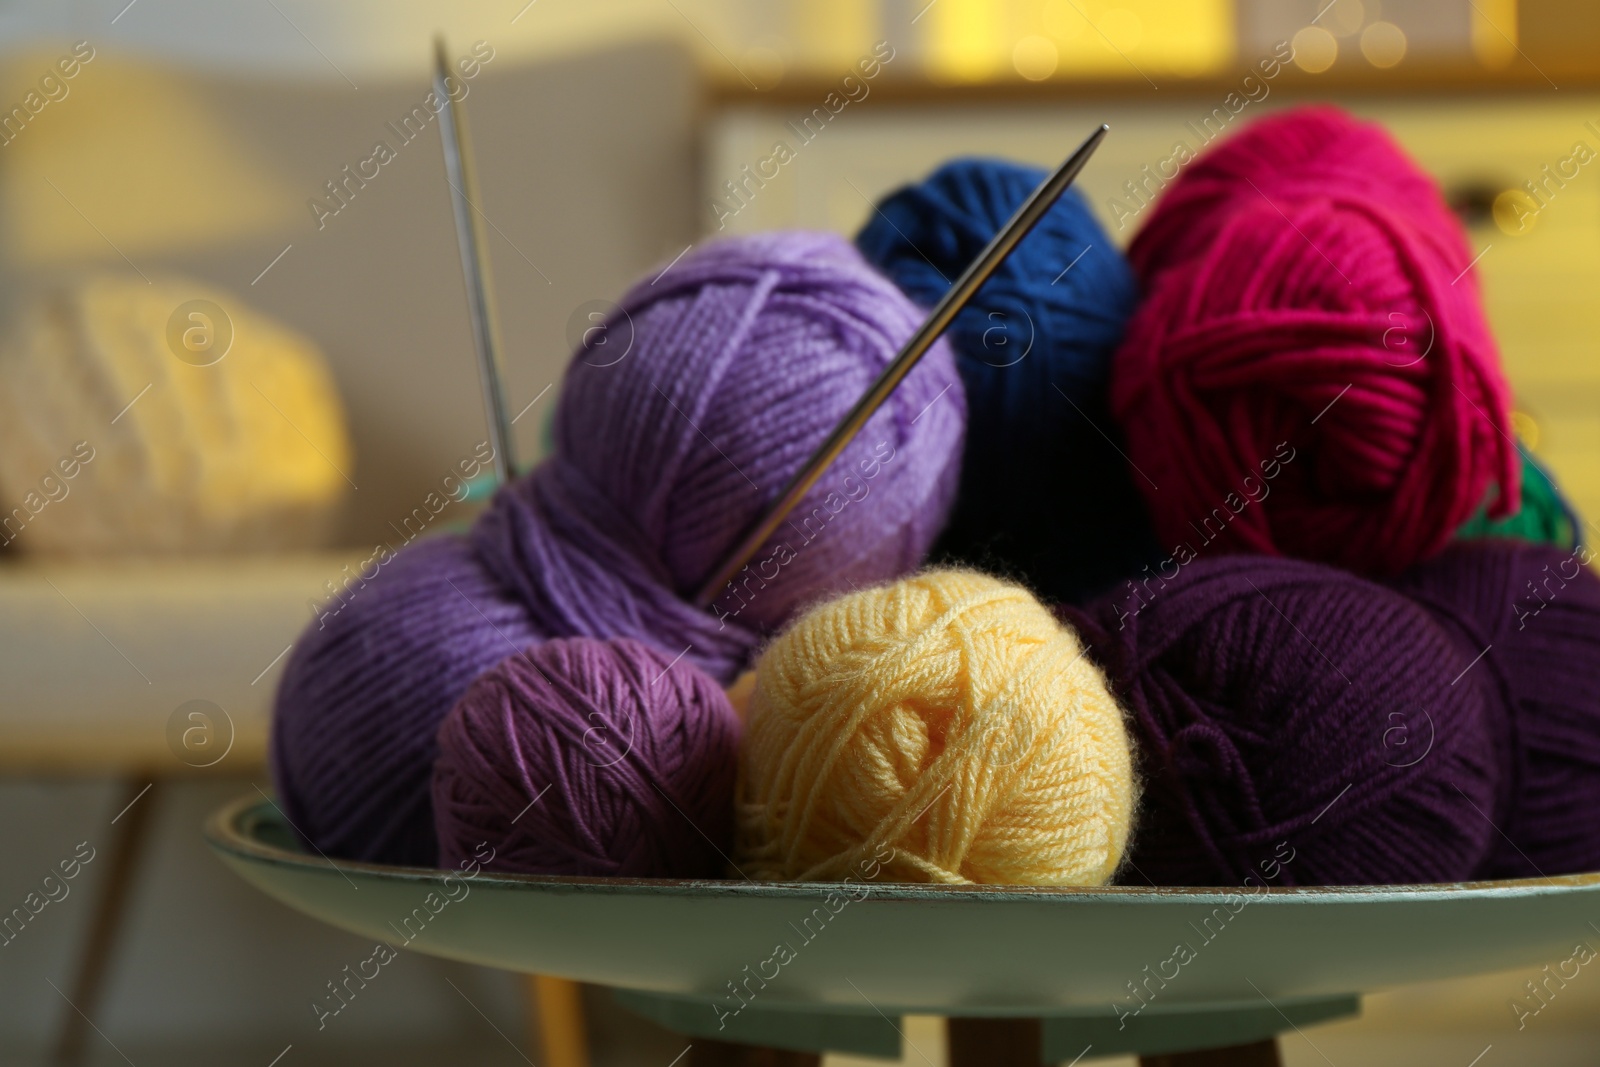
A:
[1456,448,1582,550]
[461,472,499,504]
[462,396,556,503]
[856,157,1162,604]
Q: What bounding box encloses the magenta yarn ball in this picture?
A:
[1113,106,1518,577]
[432,637,741,877]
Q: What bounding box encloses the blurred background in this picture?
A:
[2,0,1599,1063]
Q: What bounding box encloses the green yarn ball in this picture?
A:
[1456,448,1581,550]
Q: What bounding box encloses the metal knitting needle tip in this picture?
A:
[435,35,515,486]
[691,123,1110,607]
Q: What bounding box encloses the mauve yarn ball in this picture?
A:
[1392,542,1600,877]
[433,637,740,877]
[271,231,966,866]
[856,158,1162,603]
[1063,555,1499,886]
[1113,172,1519,576]
[1127,106,1469,284]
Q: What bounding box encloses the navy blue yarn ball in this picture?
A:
[856,157,1162,603]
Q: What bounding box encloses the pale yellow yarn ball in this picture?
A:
[0,275,351,554]
[737,569,1136,886]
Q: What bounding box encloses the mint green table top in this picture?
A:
[207,793,1600,1020]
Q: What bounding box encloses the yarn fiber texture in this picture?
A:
[0,274,350,554]
[432,637,741,877]
[272,232,966,866]
[1066,555,1499,886]
[1392,542,1600,878]
[738,569,1135,886]
[857,158,1161,604]
[1114,107,1518,576]
[271,536,539,865]
[477,230,965,665]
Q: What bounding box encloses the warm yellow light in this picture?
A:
[1013,35,1060,81]
[1511,410,1542,451]
[0,56,297,266]
[1471,0,1518,69]
[925,0,1005,82]
[1360,21,1407,68]
[1033,0,1232,79]
[792,0,877,72]
[1041,0,1088,42]
[1493,188,1540,235]
[1291,26,1338,73]
[1097,8,1145,53]
[1322,0,1365,36]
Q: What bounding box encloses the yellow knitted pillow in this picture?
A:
[0,275,350,554]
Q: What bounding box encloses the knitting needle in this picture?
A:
[691,123,1110,607]
[435,36,514,486]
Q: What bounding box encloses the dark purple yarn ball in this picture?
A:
[1065,555,1500,886]
[1392,541,1600,878]
[432,637,740,878]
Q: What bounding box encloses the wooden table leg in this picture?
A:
[687,1039,821,1066]
[947,1017,1043,1067]
[1141,1038,1282,1067]
[527,975,590,1067]
[54,778,159,1067]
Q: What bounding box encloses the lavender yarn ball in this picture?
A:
[433,637,740,877]
[1393,541,1600,878]
[271,232,965,866]
[475,230,965,668]
[1065,556,1500,886]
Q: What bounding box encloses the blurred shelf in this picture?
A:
[706,61,1596,107]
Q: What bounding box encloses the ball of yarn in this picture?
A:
[0,274,350,554]
[1113,159,1519,575]
[1455,448,1581,551]
[1066,556,1499,886]
[478,230,964,653]
[1392,541,1600,878]
[272,232,965,865]
[271,536,539,865]
[432,637,740,877]
[1127,107,1469,283]
[738,569,1135,886]
[857,158,1161,603]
